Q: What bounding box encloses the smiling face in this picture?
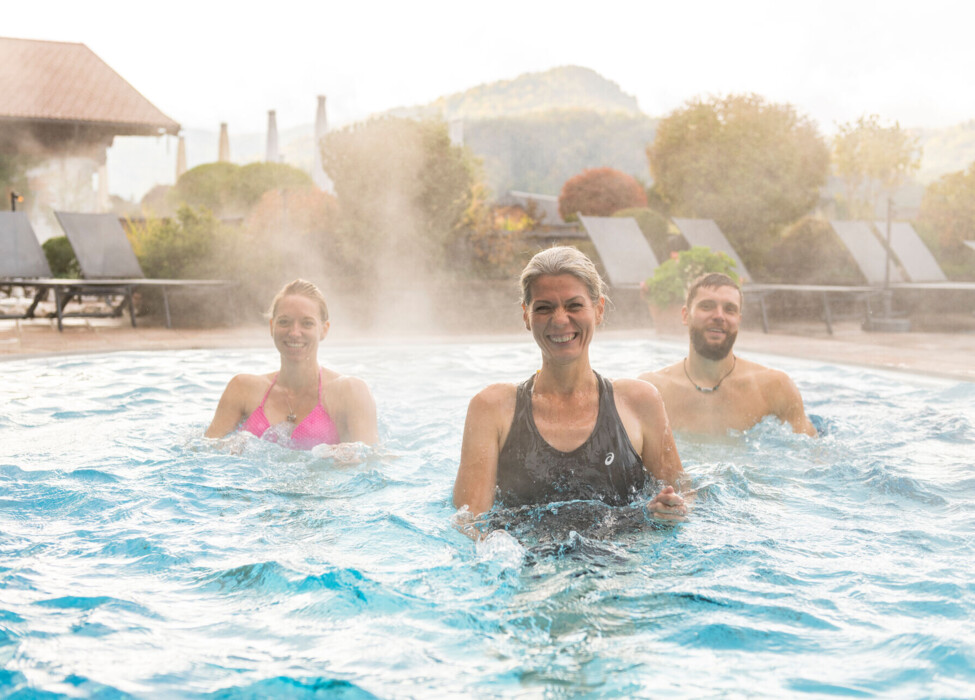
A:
[523,274,604,364]
[683,285,740,361]
[270,294,329,362]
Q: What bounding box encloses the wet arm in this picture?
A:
[205,376,248,438]
[453,392,502,517]
[635,383,688,520]
[773,375,817,437]
[638,386,684,485]
[341,378,379,445]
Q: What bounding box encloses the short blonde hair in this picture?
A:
[519,246,608,305]
[268,279,329,322]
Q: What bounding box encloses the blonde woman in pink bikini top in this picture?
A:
[205,279,378,451]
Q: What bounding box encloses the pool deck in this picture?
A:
[2,316,972,382]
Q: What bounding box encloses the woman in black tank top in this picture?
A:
[453,247,687,527]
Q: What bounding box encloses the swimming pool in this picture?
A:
[1,339,973,698]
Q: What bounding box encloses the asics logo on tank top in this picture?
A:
[604,452,615,466]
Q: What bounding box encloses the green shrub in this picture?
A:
[124,207,243,326]
[41,236,80,278]
[126,206,222,280]
[236,162,313,207]
[166,162,313,218]
[167,162,240,216]
[641,246,739,308]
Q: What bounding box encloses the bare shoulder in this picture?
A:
[469,382,518,415]
[463,383,518,445]
[637,361,682,386]
[328,372,373,396]
[740,360,805,410]
[226,372,272,397]
[745,361,797,392]
[323,373,376,420]
[613,377,664,405]
[612,378,669,428]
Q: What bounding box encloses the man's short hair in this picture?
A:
[685,273,742,308]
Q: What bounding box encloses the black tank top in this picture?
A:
[496,372,647,508]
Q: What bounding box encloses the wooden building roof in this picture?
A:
[0,37,179,136]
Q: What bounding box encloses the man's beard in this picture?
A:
[690,325,737,361]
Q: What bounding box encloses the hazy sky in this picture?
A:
[8,0,975,135]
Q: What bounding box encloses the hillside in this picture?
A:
[386,65,641,120]
[385,65,654,194]
[465,109,656,195]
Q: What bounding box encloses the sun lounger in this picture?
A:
[0,212,53,278]
[670,217,877,334]
[873,221,945,282]
[831,219,975,329]
[829,220,904,286]
[868,221,975,294]
[53,211,234,330]
[578,215,659,289]
[0,212,69,322]
[671,217,752,282]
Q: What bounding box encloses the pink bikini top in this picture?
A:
[241,369,340,450]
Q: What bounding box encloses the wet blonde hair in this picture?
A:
[519,246,608,305]
[268,279,329,322]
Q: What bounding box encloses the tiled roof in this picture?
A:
[0,37,179,135]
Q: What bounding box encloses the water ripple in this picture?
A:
[1,342,973,697]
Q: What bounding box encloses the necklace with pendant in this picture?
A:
[683,355,736,393]
[284,393,297,422]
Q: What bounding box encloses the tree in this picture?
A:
[917,163,975,280]
[166,163,238,216]
[832,114,921,218]
[241,186,344,288]
[167,162,313,218]
[321,117,477,282]
[647,94,829,272]
[236,162,315,207]
[558,167,647,221]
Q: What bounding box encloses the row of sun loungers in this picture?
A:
[5,209,968,333]
[0,211,232,331]
[578,215,974,334]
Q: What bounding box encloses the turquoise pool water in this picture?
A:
[1,339,973,698]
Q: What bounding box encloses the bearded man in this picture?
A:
[639,273,816,436]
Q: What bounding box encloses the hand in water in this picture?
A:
[311,442,371,465]
[451,506,490,540]
[647,485,688,521]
